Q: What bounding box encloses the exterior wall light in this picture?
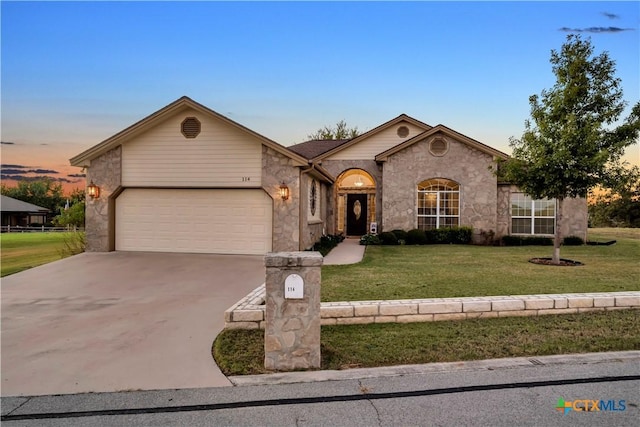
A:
[279,182,290,201]
[87,181,100,199]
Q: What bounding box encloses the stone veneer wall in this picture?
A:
[264,252,322,370]
[496,184,588,241]
[85,146,122,252]
[496,184,514,239]
[299,173,326,250]
[382,135,497,240]
[320,159,383,235]
[262,146,301,252]
[561,197,588,241]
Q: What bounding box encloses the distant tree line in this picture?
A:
[1,178,85,227]
[307,120,360,140]
[589,166,640,228]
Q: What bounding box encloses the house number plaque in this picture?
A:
[284,274,304,299]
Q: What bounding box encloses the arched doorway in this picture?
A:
[336,169,376,236]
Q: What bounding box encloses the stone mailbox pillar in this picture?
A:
[264,252,322,371]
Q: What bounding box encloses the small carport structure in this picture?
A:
[0,195,50,227]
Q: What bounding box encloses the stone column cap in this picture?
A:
[265,252,323,267]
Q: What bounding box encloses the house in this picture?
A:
[1,195,50,227]
[70,96,587,254]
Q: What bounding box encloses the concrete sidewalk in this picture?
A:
[322,238,365,265]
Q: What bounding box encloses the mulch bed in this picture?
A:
[586,240,617,246]
[529,257,584,266]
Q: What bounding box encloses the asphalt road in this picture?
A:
[2,352,638,426]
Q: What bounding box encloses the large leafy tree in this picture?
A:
[502,35,640,264]
[307,119,360,140]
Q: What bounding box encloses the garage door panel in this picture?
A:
[116,189,272,255]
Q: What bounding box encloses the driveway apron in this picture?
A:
[1,251,265,396]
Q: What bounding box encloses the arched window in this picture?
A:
[417,178,460,230]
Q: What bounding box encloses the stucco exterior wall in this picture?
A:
[381,135,498,240]
[262,146,300,252]
[85,146,122,252]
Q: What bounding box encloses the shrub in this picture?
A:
[391,229,408,243]
[451,226,473,244]
[359,233,381,246]
[501,235,553,246]
[311,234,345,256]
[59,232,86,257]
[406,229,427,245]
[425,228,447,244]
[563,236,585,246]
[479,229,496,246]
[379,231,399,245]
[424,227,473,244]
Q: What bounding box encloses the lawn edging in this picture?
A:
[224,285,640,329]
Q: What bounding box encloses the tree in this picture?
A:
[307,119,360,140]
[53,188,86,228]
[53,201,85,228]
[588,166,640,228]
[501,35,640,264]
[0,178,66,216]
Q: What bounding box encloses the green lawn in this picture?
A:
[0,232,82,277]
[215,228,640,376]
[321,229,640,301]
[213,309,640,376]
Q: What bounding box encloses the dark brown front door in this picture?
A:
[346,194,367,236]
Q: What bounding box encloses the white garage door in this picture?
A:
[116,189,272,255]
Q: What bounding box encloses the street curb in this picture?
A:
[229,350,640,386]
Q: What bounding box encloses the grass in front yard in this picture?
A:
[0,232,81,277]
[213,309,640,376]
[321,229,640,301]
[589,227,640,240]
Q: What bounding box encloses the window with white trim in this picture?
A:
[511,193,555,235]
[417,179,460,230]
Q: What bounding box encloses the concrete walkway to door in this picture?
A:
[1,251,265,397]
[323,238,365,265]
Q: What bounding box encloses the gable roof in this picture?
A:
[1,195,50,213]
[312,114,432,161]
[375,124,509,161]
[288,139,351,160]
[70,96,308,167]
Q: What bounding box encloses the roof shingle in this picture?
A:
[287,139,351,160]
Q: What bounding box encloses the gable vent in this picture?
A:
[429,138,448,156]
[181,117,201,138]
[397,126,409,138]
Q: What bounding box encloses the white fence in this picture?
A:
[0,225,83,233]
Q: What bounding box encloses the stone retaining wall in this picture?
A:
[224,286,640,329]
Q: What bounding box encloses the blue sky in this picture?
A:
[1,1,638,189]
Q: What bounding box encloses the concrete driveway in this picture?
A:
[1,251,265,397]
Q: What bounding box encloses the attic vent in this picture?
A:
[429,138,448,156]
[181,117,201,138]
[397,126,409,138]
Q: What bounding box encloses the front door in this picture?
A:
[346,194,368,236]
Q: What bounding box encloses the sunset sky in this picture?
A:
[2,1,638,195]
